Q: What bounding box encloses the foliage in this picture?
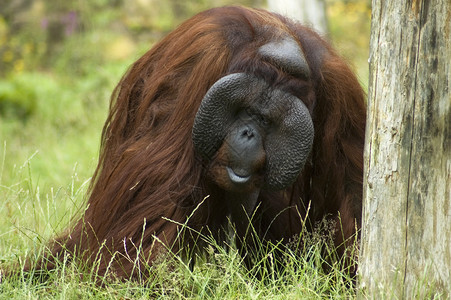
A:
[0,74,37,120]
[327,0,371,89]
[0,0,258,77]
[0,62,128,189]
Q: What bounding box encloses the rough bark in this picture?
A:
[359,0,451,298]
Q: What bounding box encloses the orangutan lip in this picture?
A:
[226,167,251,184]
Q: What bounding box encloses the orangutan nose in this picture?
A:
[226,123,264,184]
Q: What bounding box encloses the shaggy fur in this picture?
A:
[33,6,366,279]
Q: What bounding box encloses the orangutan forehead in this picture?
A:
[258,37,310,80]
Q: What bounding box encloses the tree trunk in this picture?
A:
[359,0,451,298]
[267,0,328,34]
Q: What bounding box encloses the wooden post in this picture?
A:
[359,0,451,298]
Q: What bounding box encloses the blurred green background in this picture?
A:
[0,0,370,205]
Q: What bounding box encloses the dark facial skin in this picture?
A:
[192,36,314,225]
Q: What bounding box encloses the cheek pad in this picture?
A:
[264,96,314,190]
[192,73,260,159]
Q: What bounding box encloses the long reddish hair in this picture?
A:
[35,6,366,279]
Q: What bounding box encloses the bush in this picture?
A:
[0,74,37,120]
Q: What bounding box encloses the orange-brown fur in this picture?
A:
[32,6,366,279]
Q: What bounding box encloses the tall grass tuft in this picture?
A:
[1,161,357,299]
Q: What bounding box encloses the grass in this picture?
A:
[0,162,357,299]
